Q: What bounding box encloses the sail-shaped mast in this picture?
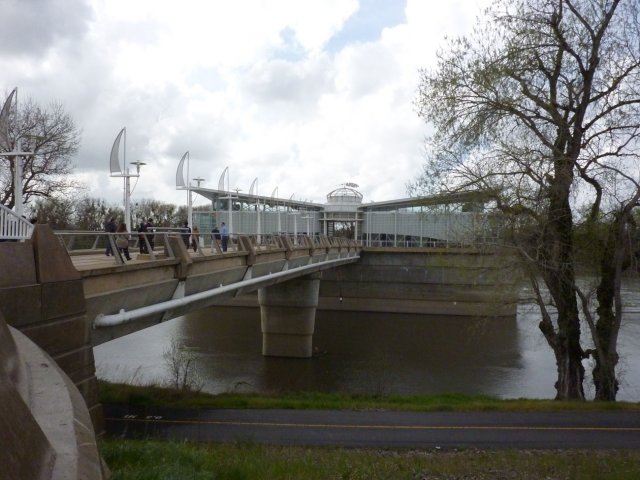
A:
[110,127,125,175]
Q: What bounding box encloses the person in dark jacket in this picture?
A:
[137,221,148,253]
[181,221,191,248]
[105,217,117,256]
[146,218,155,251]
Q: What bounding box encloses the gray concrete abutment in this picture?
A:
[259,272,320,358]
[0,225,101,425]
[226,247,522,319]
[0,225,105,479]
[317,247,521,316]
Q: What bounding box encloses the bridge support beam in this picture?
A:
[258,272,320,358]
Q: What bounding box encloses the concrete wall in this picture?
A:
[230,247,522,317]
[0,310,105,479]
[0,225,102,430]
[317,248,521,316]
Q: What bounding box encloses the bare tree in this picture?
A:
[133,198,180,227]
[414,0,640,400]
[31,196,75,230]
[74,196,123,231]
[0,94,82,209]
[162,335,203,392]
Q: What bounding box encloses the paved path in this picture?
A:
[104,405,640,449]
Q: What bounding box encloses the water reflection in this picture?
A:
[96,299,634,400]
[95,273,640,401]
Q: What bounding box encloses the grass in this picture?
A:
[99,382,640,478]
[98,380,640,412]
[100,439,640,480]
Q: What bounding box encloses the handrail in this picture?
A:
[93,253,361,328]
[53,229,497,255]
[0,204,33,240]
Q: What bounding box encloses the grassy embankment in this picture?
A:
[99,380,640,412]
[100,440,640,480]
[99,381,640,479]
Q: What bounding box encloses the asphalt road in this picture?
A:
[104,404,640,449]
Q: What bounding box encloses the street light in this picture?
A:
[110,127,146,233]
[0,88,34,219]
[218,166,238,236]
[128,161,146,230]
[175,151,206,229]
[190,176,205,229]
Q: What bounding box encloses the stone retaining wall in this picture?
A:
[0,225,102,430]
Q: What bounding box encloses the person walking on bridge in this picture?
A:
[104,217,117,256]
[220,222,229,252]
[137,221,148,254]
[181,221,191,248]
[115,222,132,261]
[211,225,221,252]
[146,218,155,251]
[191,226,200,252]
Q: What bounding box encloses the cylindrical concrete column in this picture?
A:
[258,273,320,358]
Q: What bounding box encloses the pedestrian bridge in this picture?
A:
[1,223,518,438]
[62,228,361,356]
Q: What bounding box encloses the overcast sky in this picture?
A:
[1,0,488,208]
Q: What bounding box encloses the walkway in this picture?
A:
[104,405,640,449]
[69,249,202,271]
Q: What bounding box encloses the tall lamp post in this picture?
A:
[110,128,145,233]
[127,161,146,232]
[0,88,34,219]
[0,87,34,217]
[218,166,239,236]
[190,176,205,228]
[0,148,31,218]
[174,151,205,229]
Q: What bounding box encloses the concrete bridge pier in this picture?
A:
[258,272,320,358]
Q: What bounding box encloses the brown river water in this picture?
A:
[95,282,640,401]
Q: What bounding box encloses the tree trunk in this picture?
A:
[539,154,585,401]
[554,345,586,400]
[593,277,619,401]
[592,354,618,401]
[542,298,586,400]
[591,216,624,401]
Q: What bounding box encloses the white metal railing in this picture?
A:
[52,230,361,266]
[55,231,178,265]
[0,204,33,240]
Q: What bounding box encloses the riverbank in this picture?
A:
[99,380,640,412]
[99,382,640,479]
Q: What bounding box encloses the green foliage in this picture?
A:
[32,196,75,230]
[74,197,113,231]
[572,218,612,272]
[98,381,640,412]
[413,0,640,401]
[133,198,180,227]
[100,439,640,480]
[28,195,195,230]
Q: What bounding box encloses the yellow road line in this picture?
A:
[106,417,640,432]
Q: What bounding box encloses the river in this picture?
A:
[94,284,640,401]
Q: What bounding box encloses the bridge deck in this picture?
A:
[69,249,204,272]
